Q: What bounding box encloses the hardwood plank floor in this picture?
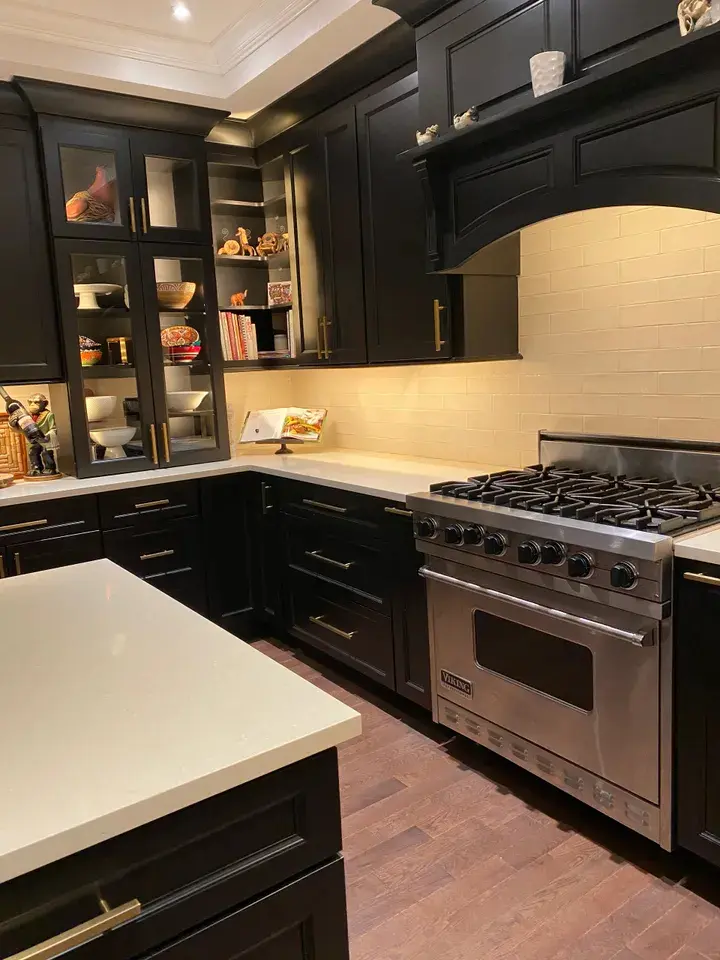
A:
[253,637,720,960]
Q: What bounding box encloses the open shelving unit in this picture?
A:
[208,155,296,367]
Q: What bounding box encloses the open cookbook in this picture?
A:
[240,408,328,444]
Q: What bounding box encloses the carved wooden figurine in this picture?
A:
[678,0,713,34]
[230,290,248,307]
[235,227,257,257]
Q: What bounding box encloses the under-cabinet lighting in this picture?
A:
[172,2,192,21]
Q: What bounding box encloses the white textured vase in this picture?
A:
[713,0,720,23]
[529,51,566,97]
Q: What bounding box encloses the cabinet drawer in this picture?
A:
[149,565,208,615]
[6,531,103,577]
[280,480,386,536]
[0,750,342,960]
[99,481,199,530]
[0,495,98,546]
[289,570,395,689]
[287,516,388,611]
[143,859,348,960]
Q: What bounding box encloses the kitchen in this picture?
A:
[3,1,720,958]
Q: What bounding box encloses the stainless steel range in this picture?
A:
[408,433,720,850]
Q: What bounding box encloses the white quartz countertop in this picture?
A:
[0,449,508,508]
[0,560,361,884]
[674,525,720,564]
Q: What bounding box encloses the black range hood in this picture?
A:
[378,0,720,272]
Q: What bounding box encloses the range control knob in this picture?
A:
[567,553,594,579]
[445,524,464,545]
[416,517,437,539]
[517,541,541,565]
[484,533,507,557]
[541,541,565,566]
[463,524,485,546]
[611,562,638,590]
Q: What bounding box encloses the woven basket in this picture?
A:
[0,413,28,477]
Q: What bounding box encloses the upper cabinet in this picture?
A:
[40,119,212,245]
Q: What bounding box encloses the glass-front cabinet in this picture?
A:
[53,240,228,478]
[41,119,211,245]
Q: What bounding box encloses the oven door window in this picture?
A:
[473,609,594,711]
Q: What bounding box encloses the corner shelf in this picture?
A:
[224,357,298,370]
[220,303,292,312]
[215,251,290,268]
[80,364,136,379]
[211,195,286,212]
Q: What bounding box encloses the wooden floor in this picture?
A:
[253,637,720,960]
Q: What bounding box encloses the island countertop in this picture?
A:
[0,560,361,884]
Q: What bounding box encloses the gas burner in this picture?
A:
[428,465,720,534]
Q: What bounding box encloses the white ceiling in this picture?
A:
[0,0,398,119]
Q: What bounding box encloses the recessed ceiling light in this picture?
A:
[172,2,191,21]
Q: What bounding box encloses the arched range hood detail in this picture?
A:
[392,12,720,272]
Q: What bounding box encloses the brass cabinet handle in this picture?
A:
[683,571,720,587]
[0,554,5,578]
[310,615,356,641]
[5,899,141,960]
[384,506,413,517]
[261,482,273,513]
[323,317,332,359]
[305,549,354,570]
[13,552,21,575]
[161,423,171,462]
[140,549,175,561]
[317,318,324,360]
[128,196,137,235]
[433,299,446,353]
[301,499,347,514]
[140,197,149,234]
[0,519,48,533]
[134,497,169,510]
[149,424,159,466]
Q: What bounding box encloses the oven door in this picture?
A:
[421,557,660,803]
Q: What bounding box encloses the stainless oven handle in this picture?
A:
[419,567,654,647]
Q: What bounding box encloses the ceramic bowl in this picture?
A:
[89,425,136,459]
[167,344,201,364]
[167,391,209,414]
[157,282,197,310]
[81,349,103,367]
[85,395,117,422]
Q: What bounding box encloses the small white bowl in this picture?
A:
[167,390,209,414]
[89,425,136,459]
[85,395,117,422]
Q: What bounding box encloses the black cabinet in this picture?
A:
[0,105,61,384]
[357,74,452,363]
[676,559,720,867]
[250,475,286,628]
[4,530,103,577]
[40,117,212,246]
[202,474,254,634]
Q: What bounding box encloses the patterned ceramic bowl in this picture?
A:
[167,344,201,364]
[80,349,103,367]
[157,282,197,310]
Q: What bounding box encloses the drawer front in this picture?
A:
[7,531,103,577]
[0,751,342,960]
[287,516,388,611]
[102,517,202,579]
[0,495,99,547]
[99,481,199,530]
[151,566,208,615]
[289,570,395,689]
[142,859,348,960]
[279,479,386,537]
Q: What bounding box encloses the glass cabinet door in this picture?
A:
[130,132,212,245]
[41,120,135,241]
[142,245,229,466]
[54,240,160,477]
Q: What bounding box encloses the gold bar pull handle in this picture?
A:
[13,552,21,575]
[140,197,149,234]
[305,550,354,570]
[0,519,48,534]
[140,549,175,561]
[0,554,5,578]
[161,423,171,463]
[301,499,348,514]
[6,898,141,960]
[684,571,720,587]
[148,424,159,466]
[134,498,170,511]
[310,615,357,641]
[384,506,413,518]
[323,317,332,359]
[433,300,446,353]
[317,318,324,360]
[128,197,137,235]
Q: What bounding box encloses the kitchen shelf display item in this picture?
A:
[241,407,327,454]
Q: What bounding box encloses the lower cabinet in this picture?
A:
[676,558,720,867]
[202,474,254,634]
[1,530,103,577]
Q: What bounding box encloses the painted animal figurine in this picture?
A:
[218,239,240,256]
[235,227,256,257]
[416,124,439,146]
[453,106,480,130]
[678,0,713,34]
[276,233,289,253]
[256,232,280,256]
[230,290,248,307]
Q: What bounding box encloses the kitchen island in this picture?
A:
[0,559,361,959]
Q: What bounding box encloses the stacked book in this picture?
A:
[219,312,258,360]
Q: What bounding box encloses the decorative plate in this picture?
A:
[160,325,200,348]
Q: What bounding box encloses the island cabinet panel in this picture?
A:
[676,559,720,868]
[0,116,62,384]
[4,530,103,577]
[202,474,254,635]
[0,750,344,960]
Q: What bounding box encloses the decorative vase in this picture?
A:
[529,51,566,97]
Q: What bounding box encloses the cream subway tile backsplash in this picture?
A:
[227,206,720,466]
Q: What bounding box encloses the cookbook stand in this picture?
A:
[255,439,304,455]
